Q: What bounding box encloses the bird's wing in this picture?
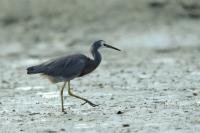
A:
[43,55,87,78]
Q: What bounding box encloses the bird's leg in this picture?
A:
[60,81,67,112]
[67,81,98,107]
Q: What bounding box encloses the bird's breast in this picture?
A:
[79,61,98,77]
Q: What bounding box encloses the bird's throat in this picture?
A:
[92,49,102,66]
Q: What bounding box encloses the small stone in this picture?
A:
[130,105,135,108]
[60,128,65,131]
[117,111,123,114]
[149,110,153,113]
[187,96,192,98]
[2,80,8,84]
[110,97,114,100]
[122,124,130,127]
[45,130,57,133]
[175,127,182,130]
[148,1,166,8]
[193,93,198,96]
[98,83,103,88]
[29,112,40,116]
[120,70,124,73]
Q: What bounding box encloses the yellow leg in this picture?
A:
[67,81,98,107]
[60,81,67,112]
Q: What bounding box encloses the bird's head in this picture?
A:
[92,40,121,51]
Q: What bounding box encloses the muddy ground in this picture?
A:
[1,0,200,133]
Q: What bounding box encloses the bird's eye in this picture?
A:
[101,41,105,46]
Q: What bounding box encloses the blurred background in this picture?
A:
[1,0,200,132]
[0,0,200,57]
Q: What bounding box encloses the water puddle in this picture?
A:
[74,123,95,129]
[16,86,45,91]
[92,92,113,97]
[196,101,200,104]
[16,86,32,91]
[0,42,23,56]
[137,73,152,79]
[20,59,40,66]
[18,58,49,67]
[145,123,161,128]
[152,57,176,65]
[190,72,200,76]
[37,91,58,98]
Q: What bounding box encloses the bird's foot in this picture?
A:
[81,101,99,107]
[61,109,67,114]
[62,111,67,114]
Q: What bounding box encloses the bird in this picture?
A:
[27,40,121,112]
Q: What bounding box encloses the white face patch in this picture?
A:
[100,40,106,48]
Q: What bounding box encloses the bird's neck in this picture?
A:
[91,48,102,66]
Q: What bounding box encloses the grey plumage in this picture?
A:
[27,40,120,83]
[27,54,89,82]
[27,40,121,112]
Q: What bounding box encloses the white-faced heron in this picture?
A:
[27,40,121,112]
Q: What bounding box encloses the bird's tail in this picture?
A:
[27,65,45,74]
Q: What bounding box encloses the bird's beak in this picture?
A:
[104,44,121,51]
